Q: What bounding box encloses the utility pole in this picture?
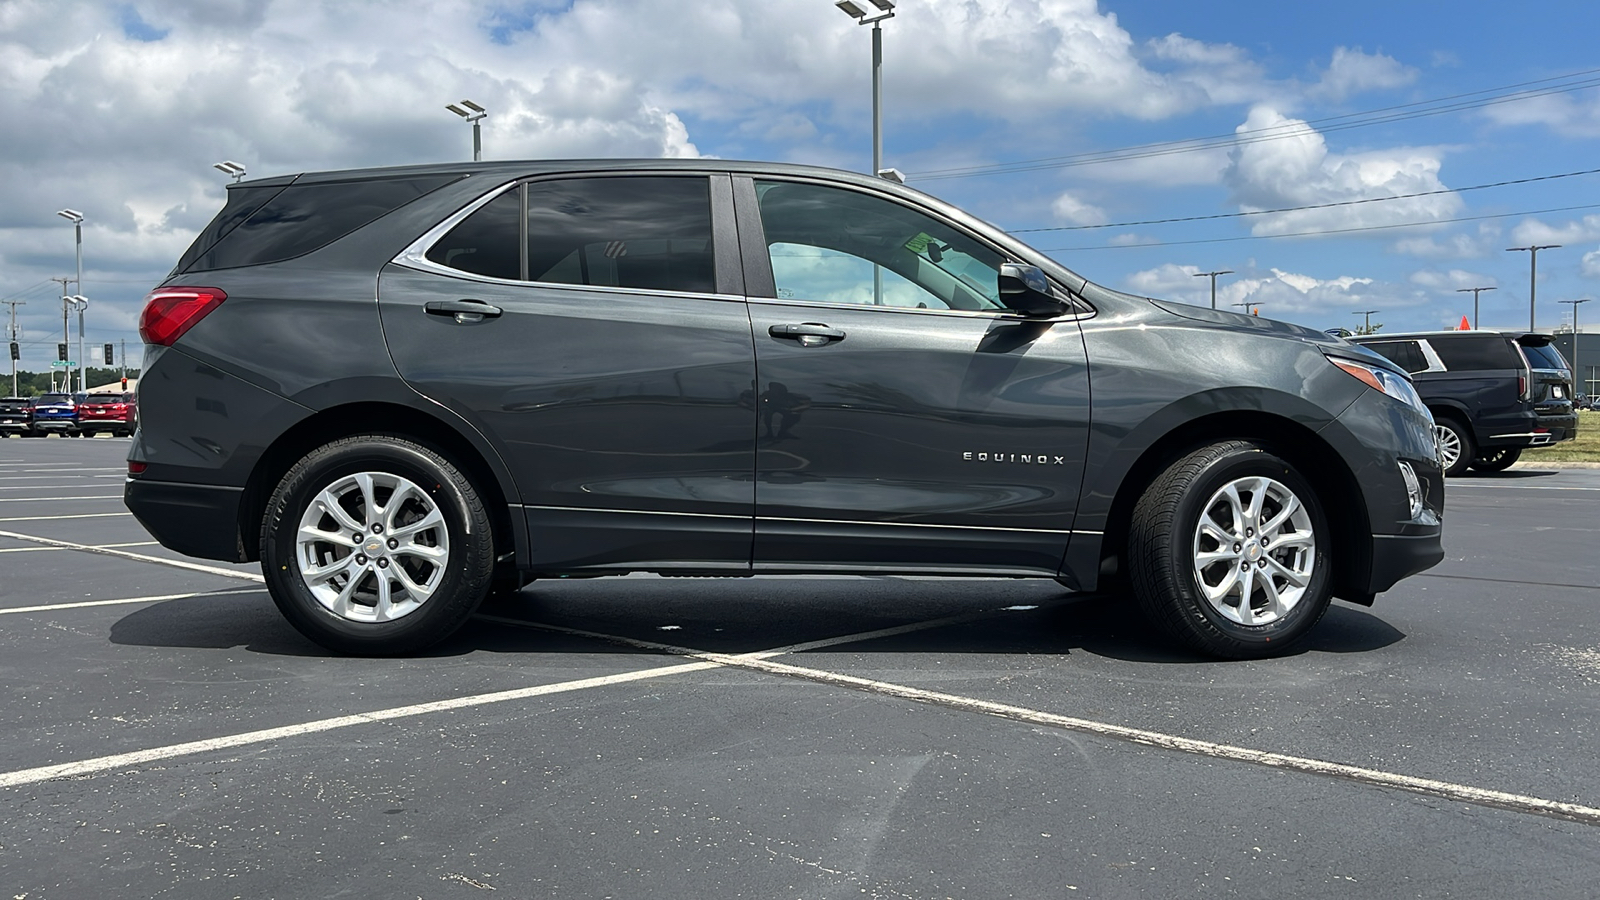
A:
[1455,286,1495,330]
[1194,270,1234,309]
[1,297,22,395]
[1560,299,1591,400]
[1232,301,1261,316]
[51,277,72,392]
[1507,244,1560,333]
[1354,309,1381,335]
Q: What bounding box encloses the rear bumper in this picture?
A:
[1366,530,1445,595]
[32,419,76,432]
[124,478,248,562]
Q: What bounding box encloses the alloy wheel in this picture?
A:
[1190,475,1316,626]
[295,471,450,623]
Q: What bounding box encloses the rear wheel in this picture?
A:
[260,435,494,655]
[1129,441,1332,659]
[1434,418,1474,477]
[80,430,96,438]
[1470,447,1521,473]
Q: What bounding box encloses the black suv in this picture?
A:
[1353,331,1577,475]
[125,160,1442,659]
[0,396,32,437]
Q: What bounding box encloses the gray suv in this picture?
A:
[124,160,1442,658]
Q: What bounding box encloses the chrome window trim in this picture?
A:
[746,295,1088,323]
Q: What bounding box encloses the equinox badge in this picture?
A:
[963,451,1066,465]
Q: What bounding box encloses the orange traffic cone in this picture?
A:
[1459,315,1471,331]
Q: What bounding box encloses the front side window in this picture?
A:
[754,180,1005,312]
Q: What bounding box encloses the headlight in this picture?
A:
[1329,357,1430,418]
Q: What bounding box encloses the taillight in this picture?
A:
[127,461,148,476]
[139,287,227,346]
[1518,376,1527,400]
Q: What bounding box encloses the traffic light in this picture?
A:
[103,343,114,365]
[57,343,67,361]
[7,342,16,361]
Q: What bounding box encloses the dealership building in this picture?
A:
[1549,332,1599,400]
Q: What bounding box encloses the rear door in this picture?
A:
[735,176,1091,576]
[379,173,757,573]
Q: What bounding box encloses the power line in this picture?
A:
[1038,201,1600,252]
[912,67,1600,181]
[1008,165,1600,234]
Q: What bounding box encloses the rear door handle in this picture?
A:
[769,323,845,346]
[425,299,503,324]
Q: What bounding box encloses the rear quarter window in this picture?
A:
[183,175,461,273]
[1359,340,1429,374]
[1430,335,1523,371]
[1521,343,1568,370]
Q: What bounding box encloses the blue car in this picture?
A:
[30,392,84,436]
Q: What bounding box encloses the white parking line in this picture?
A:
[0,530,263,582]
[0,661,721,789]
[1447,483,1600,491]
[3,604,1596,828]
[0,512,132,522]
[0,587,260,616]
[0,540,158,554]
[0,496,125,502]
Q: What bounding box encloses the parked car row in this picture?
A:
[1351,331,1579,475]
[0,392,138,437]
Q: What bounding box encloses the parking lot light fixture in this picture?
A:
[56,210,85,392]
[1456,286,1495,330]
[1561,299,1591,398]
[446,100,488,162]
[213,161,247,182]
[1508,244,1560,332]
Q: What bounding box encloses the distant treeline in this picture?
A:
[4,368,141,397]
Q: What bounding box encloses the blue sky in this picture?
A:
[3,0,1600,376]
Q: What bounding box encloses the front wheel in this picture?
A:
[1128,441,1333,659]
[260,435,495,655]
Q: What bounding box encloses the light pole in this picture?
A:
[1455,286,1495,330]
[1194,270,1233,309]
[1232,301,1260,316]
[69,295,88,392]
[56,209,84,392]
[1,297,21,395]
[1355,309,1380,334]
[1560,298,1591,400]
[213,161,247,182]
[1507,244,1560,333]
[836,1,896,306]
[446,100,487,162]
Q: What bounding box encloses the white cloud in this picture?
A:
[1125,263,1431,320]
[1309,47,1416,101]
[1392,226,1500,260]
[1509,215,1600,248]
[1481,93,1600,138]
[1408,269,1498,291]
[1222,106,1461,235]
[1583,248,1600,279]
[1050,191,1107,226]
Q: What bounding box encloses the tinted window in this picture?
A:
[1431,335,1523,371]
[1520,343,1568,370]
[186,175,459,272]
[37,394,71,404]
[173,183,288,274]
[426,188,521,280]
[754,180,1004,311]
[1361,340,1429,374]
[526,177,715,294]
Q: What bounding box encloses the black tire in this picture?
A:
[1128,440,1333,659]
[1434,417,1474,477]
[1470,447,1521,473]
[80,430,96,438]
[260,435,495,656]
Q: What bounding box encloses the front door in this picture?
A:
[380,174,756,572]
[738,177,1091,575]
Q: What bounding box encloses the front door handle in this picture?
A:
[769,323,845,347]
[425,299,503,324]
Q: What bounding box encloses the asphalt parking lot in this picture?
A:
[1,436,1597,898]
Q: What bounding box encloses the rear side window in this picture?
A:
[172,183,287,274]
[426,189,521,280]
[1360,340,1428,374]
[1521,343,1568,370]
[527,177,714,293]
[1431,335,1524,371]
[184,175,460,273]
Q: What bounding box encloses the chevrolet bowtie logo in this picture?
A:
[962,451,1066,465]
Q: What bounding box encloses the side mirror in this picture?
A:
[998,263,1069,317]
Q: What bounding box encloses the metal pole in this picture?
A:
[1193,270,1233,309]
[73,222,83,392]
[871,20,883,307]
[473,120,481,162]
[52,277,72,393]
[2,299,22,397]
[1508,245,1560,333]
[1456,286,1494,330]
[1561,299,1590,400]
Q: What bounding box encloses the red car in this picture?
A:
[76,392,138,437]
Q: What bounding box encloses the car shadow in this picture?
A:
[108,582,1406,664]
[1459,468,1560,479]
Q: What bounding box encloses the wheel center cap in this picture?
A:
[1245,542,1262,561]
[364,539,384,556]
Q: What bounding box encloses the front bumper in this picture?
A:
[124,478,248,562]
[1366,530,1445,595]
